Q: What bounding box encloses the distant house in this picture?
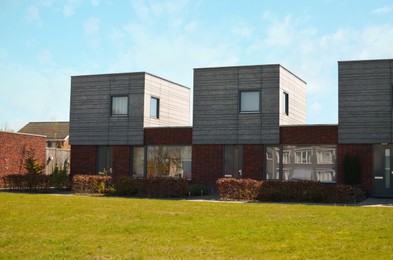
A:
[18,122,70,149]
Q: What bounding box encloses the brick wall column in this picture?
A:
[112,146,131,177]
[70,145,97,176]
[192,144,223,188]
[242,144,264,180]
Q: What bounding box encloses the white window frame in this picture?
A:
[316,149,335,164]
[294,149,313,164]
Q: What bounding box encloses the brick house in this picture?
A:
[69,59,393,197]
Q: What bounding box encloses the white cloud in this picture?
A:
[91,0,100,6]
[26,5,40,21]
[63,0,82,16]
[309,102,321,115]
[84,17,100,35]
[37,49,53,65]
[232,25,253,38]
[373,6,392,14]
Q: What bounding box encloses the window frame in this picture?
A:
[150,96,160,119]
[239,90,261,113]
[111,95,129,116]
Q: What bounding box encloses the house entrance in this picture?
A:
[373,145,393,197]
[223,145,243,178]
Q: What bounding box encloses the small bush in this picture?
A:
[71,175,111,194]
[258,181,356,204]
[188,184,210,196]
[24,149,44,175]
[216,178,262,201]
[50,165,70,190]
[110,176,138,196]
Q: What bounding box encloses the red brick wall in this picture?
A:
[144,127,192,145]
[192,144,223,187]
[113,146,131,177]
[243,144,264,180]
[70,145,97,175]
[337,144,373,194]
[0,131,46,176]
[280,125,338,144]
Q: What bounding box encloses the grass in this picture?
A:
[0,192,393,259]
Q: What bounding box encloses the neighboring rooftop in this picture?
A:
[18,122,69,140]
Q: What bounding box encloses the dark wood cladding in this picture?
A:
[144,127,192,145]
[280,125,338,144]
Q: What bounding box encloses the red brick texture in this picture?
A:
[144,127,192,145]
[280,125,338,144]
[70,145,97,175]
[242,144,264,180]
[337,144,373,194]
[192,144,223,187]
[0,131,46,176]
[113,146,131,177]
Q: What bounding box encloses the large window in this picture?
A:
[240,91,260,113]
[146,146,192,180]
[97,146,113,174]
[265,145,337,183]
[150,97,159,118]
[111,96,128,115]
[132,146,145,178]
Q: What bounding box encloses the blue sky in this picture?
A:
[1,0,393,131]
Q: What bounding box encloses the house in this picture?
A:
[69,59,393,197]
[18,122,70,149]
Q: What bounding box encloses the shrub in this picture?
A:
[216,178,262,201]
[24,149,44,175]
[188,184,210,196]
[1,173,51,191]
[136,177,188,198]
[110,176,138,196]
[71,175,111,194]
[258,181,356,204]
[343,154,361,185]
[50,165,70,190]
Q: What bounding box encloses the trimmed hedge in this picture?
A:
[2,173,51,191]
[71,175,111,194]
[71,175,188,198]
[217,178,262,201]
[258,181,356,203]
[216,178,356,203]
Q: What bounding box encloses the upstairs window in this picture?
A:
[111,96,128,115]
[240,91,260,113]
[150,97,159,118]
[283,92,289,116]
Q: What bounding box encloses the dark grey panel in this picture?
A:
[193,65,280,144]
[70,73,145,145]
[338,59,393,144]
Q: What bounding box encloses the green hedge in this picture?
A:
[2,173,51,191]
[216,178,262,201]
[216,178,356,203]
[71,175,188,198]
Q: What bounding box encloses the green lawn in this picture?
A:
[0,192,392,259]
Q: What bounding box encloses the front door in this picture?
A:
[223,145,243,178]
[373,145,393,197]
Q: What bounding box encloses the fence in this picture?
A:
[45,148,70,175]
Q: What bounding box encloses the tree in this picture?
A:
[24,149,44,174]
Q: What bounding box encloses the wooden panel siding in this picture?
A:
[338,59,393,143]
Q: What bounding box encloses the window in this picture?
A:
[147,146,192,180]
[283,92,289,115]
[97,146,113,174]
[265,146,280,180]
[132,146,145,178]
[295,150,313,164]
[240,91,260,113]
[111,96,128,115]
[150,97,159,118]
[316,149,335,164]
